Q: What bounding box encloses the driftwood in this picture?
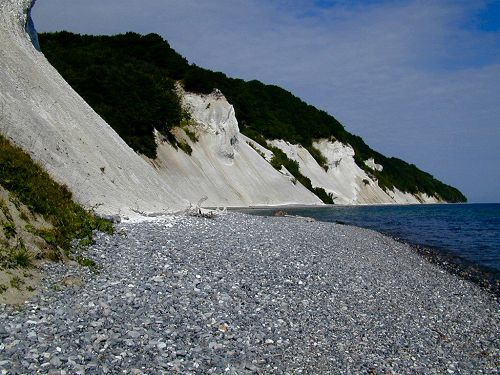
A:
[185,196,226,219]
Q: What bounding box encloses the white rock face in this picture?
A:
[364,158,383,172]
[0,0,317,213]
[149,90,321,207]
[270,139,440,204]
[0,0,439,213]
[387,189,440,204]
[182,89,239,160]
[0,0,187,217]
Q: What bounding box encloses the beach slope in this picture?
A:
[0,213,497,373]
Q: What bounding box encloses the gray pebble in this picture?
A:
[0,213,498,374]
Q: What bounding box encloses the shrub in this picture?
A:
[0,135,113,257]
[183,128,198,143]
[177,141,193,156]
[10,247,32,268]
[2,221,16,239]
[307,146,328,172]
[313,187,335,204]
[268,145,334,204]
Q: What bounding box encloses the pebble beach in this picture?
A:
[0,212,498,374]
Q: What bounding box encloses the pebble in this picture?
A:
[0,212,498,374]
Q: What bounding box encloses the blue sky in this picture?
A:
[32,0,500,202]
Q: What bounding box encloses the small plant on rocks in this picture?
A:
[10,276,24,289]
[10,246,32,269]
[1,220,16,239]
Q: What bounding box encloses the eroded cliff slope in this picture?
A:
[269,139,440,204]
[149,89,321,207]
[0,0,320,214]
[0,0,191,216]
[38,30,467,205]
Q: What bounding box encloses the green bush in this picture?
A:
[313,187,335,204]
[307,146,328,171]
[177,141,193,156]
[268,146,333,204]
[1,221,16,239]
[0,135,113,256]
[76,256,97,270]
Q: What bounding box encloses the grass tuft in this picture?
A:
[10,247,32,268]
[76,256,98,272]
[10,276,24,290]
[1,221,16,239]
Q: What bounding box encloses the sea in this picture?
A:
[238,203,500,293]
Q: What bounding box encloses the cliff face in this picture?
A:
[0,0,318,214]
[0,0,186,217]
[269,139,440,204]
[159,88,440,206]
[0,1,444,215]
[148,89,321,207]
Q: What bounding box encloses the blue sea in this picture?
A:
[238,204,500,291]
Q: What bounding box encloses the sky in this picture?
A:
[32,0,500,203]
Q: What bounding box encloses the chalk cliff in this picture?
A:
[0,0,447,216]
[0,0,186,217]
[269,139,440,204]
[161,88,441,206]
[149,89,321,207]
[0,0,319,215]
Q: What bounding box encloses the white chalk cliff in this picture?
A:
[160,88,440,206]
[148,89,321,207]
[269,139,440,204]
[0,0,441,216]
[0,0,318,215]
[0,0,188,217]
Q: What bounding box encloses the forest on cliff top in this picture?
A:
[38,31,466,203]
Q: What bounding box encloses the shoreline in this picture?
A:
[216,202,455,210]
[232,205,500,299]
[408,241,500,297]
[0,212,498,373]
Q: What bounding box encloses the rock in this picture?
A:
[273,210,287,217]
[0,326,8,338]
[157,342,167,350]
[208,342,224,350]
[50,357,61,367]
[127,330,141,339]
[0,213,497,374]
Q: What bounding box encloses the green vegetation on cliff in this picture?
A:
[39,31,466,202]
[40,32,185,158]
[0,134,112,260]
